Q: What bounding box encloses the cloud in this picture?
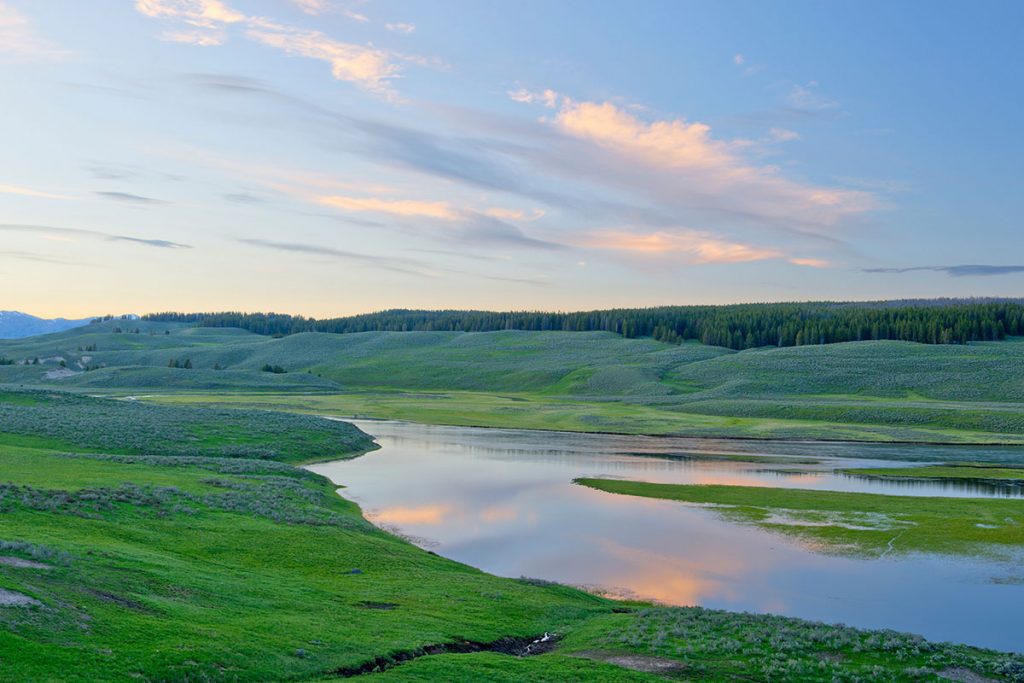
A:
[158,76,880,268]
[542,98,874,229]
[223,192,263,204]
[0,250,84,266]
[95,191,167,204]
[787,82,839,112]
[455,213,564,251]
[237,238,431,276]
[344,9,369,22]
[136,1,410,95]
[109,236,191,249]
[578,229,783,264]
[733,54,745,65]
[769,127,800,142]
[863,265,1024,278]
[245,20,399,95]
[508,88,559,108]
[290,0,332,14]
[135,0,244,26]
[0,182,74,200]
[482,207,545,221]
[0,223,191,248]
[385,22,415,34]
[159,29,226,46]
[317,194,457,219]
[789,257,830,268]
[0,2,73,61]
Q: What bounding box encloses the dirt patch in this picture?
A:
[333,633,560,677]
[87,589,148,611]
[570,650,686,675]
[43,368,80,380]
[0,556,52,570]
[0,588,41,607]
[939,668,999,683]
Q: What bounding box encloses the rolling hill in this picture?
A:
[2,319,1024,444]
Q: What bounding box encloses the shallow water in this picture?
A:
[309,421,1024,652]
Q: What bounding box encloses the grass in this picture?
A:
[574,478,1024,558]
[143,389,1024,447]
[844,463,1024,484]
[3,389,1023,681]
[0,389,374,463]
[5,322,1024,444]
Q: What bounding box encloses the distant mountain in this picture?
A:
[0,311,92,339]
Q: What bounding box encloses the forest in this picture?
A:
[144,300,1024,350]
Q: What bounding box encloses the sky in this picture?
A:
[1,0,1022,318]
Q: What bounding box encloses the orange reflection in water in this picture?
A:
[595,537,765,607]
[371,504,454,525]
[479,504,520,523]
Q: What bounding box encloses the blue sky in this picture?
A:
[1,0,1021,317]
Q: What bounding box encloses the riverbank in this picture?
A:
[138,389,1024,448]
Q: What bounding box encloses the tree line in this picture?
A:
[142,300,1024,350]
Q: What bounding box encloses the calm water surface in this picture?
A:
[308,421,1024,652]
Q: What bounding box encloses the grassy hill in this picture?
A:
[3,320,1024,444]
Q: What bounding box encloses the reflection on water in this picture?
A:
[308,421,1024,653]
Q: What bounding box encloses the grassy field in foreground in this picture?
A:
[3,390,1024,681]
[575,478,1024,558]
[3,321,1024,444]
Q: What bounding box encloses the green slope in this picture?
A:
[4,321,1024,443]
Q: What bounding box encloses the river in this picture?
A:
[308,420,1024,652]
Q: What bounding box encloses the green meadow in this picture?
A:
[3,320,1024,444]
[574,478,1024,558]
[843,463,1024,484]
[2,389,1023,682]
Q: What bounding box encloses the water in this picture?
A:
[308,420,1024,652]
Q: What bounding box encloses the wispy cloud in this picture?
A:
[507,87,559,108]
[0,2,73,61]
[237,238,431,276]
[290,0,331,14]
[245,20,399,95]
[455,213,564,251]
[769,127,801,142]
[109,236,190,249]
[539,97,875,230]
[0,223,191,248]
[385,22,415,35]
[95,191,167,204]
[787,82,839,113]
[577,229,783,264]
[317,194,457,219]
[136,1,415,95]
[863,265,1024,278]
[0,182,74,200]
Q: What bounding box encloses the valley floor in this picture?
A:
[143,388,1024,446]
[2,389,1023,681]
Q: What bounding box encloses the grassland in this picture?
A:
[2,389,1023,682]
[575,478,1024,558]
[3,321,1024,444]
[844,463,1024,485]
